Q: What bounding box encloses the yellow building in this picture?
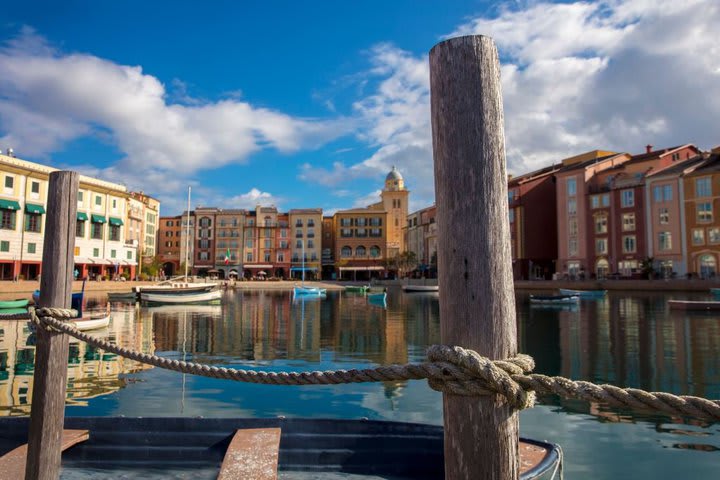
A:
[0,152,143,280]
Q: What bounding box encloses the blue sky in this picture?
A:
[1,1,718,215]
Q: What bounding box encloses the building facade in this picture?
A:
[683,151,720,278]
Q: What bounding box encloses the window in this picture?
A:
[31,181,40,194]
[370,228,382,237]
[110,249,117,258]
[692,228,705,245]
[621,189,634,207]
[355,218,366,227]
[623,235,636,253]
[307,240,314,248]
[659,208,669,224]
[355,246,366,257]
[264,251,271,262]
[653,186,662,203]
[509,209,514,223]
[308,219,315,227]
[295,229,303,238]
[109,225,120,241]
[596,238,608,254]
[663,185,672,201]
[622,213,635,231]
[569,237,578,256]
[277,252,285,262]
[0,210,15,230]
[127,251,133,260]
[595,215,607,234]
[508,190,516,203]
[91,222,103,239]
[199,239,210,249]
[25,213,42,233]
[341,246,352,257]
[709,228,720,244]
[659,232,672,251]
[654,185,673,202]
[696,177,712,197]
[4,176,13,189]
[370,217,382,226]
[246,252,253,261]
[27,243,36,254]
[591,196,600,209]
[112,199,117,209]
[0,241,8,252]
[93,248,99,257]
[246,239,253,248]
[369,246,381,257]
[601,194,610,207]
[341,218,351,227]
[76,220,85,237]
[697,202,713,223]
[296,240,302,249]
[566,178,577,196]
[264,239,271,248]
[567,199,577,215]
[77,191,83,203]
[356,228,367,237]
[341,228,352,237]
[568,217,578,236]
[95,195,102,206]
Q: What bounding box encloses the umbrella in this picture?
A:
[258,271,267,275]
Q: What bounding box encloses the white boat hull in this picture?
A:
[71,314,111,331]
[402,285,439,292]
[141,289,222,304]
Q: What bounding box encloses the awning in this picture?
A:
[25,203,45,214]
[109,217,124,226]
[290,267,318,272]
[94,259,112,265]
[0,199,21,211]
[339,266,385,271]
[77,212,88,221]
[91,214,106,224]
[74,257,94,264]
[243,264,273,269]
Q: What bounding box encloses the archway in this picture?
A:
[595,258,609,280]
[698,254,716,279]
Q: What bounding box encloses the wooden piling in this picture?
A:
[429,36,519,479]
[25,171,79,480]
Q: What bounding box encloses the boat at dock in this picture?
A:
[367,288,387,306]
[344,284,370,293]
[668,299,720,311]
[402,284,439,292]
[558,288,607,298]
[0,298,29,309]
[140,288,222,305]
[107,291,137,302]
[529,294,580,305]
[293,285,327,297]
[0,417,562,479]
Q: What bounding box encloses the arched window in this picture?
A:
[341,246,352,258]
[264,216,272,227]
[355,246,366,257]
[369,245,381,258]
[699,254,717,279]
[595,258,610,279]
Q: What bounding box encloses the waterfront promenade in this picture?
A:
[0,277,718,299]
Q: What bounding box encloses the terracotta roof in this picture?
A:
[556,153,624,173]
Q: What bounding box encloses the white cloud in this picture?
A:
[224,188,282,210]
[310,0,720,213]
[0,28,351,188]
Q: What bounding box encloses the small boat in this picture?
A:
[344,285,370,293]
[402,285,439,292]
[107,291,137,302]
[668,299,720,311]
[133,282,217,295]
[0,417,562,479]
[0,298,29,309]
[71,309,111,331]
[710,288,720,297]
[558,288,607,299]
[140,288,222,305]
[33,279,86,316]
[529,294,580,305]
[0,308,31,318]
[367,291,387,306]
[293,286,327,297]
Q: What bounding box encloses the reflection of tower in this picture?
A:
[381,166,409,257]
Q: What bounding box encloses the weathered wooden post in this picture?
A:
[25,171,79,480]
[429,36,518,479]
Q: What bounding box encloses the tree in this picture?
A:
[142,255,164,278]
[387,251,419,278]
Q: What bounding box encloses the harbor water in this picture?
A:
[1,288,719,478]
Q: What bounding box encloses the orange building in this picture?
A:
[683,149,720,277]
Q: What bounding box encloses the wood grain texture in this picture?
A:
[1,430,88,480]
[217,428,281,480]
[429,36,519,480]
[25,171,79,480]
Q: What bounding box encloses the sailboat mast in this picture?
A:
[184,187,191,280]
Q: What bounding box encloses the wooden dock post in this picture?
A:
[25,171,79,480]
[429,36,519,479]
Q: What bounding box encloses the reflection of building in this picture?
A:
[0,312,153,416]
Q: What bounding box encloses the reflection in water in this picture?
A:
[0,289,719,478]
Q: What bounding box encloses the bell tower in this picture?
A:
[381,166,409,257]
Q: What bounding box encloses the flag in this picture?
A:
[224,248,231,265]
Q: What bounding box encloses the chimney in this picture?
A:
[646,144,653,154]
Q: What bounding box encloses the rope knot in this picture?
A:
[426,345,536,410]
[29,306,79,331]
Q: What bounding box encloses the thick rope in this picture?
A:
[29,307,720,421]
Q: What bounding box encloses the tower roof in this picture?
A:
[386,166,403,182]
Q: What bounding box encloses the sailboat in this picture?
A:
[138,187,221,305]
[293,239,326,298]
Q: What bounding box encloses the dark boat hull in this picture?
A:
[0,417,560,479]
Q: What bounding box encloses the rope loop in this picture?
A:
[28,306,78,331]
[426,345,536,410]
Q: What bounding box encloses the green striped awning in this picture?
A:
[108,217,124,226]
[91,214,106,224]
[0,199,21,211]
[25,203,46,214]
[77,212,88,221]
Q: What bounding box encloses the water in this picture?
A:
[1,288,719,478]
